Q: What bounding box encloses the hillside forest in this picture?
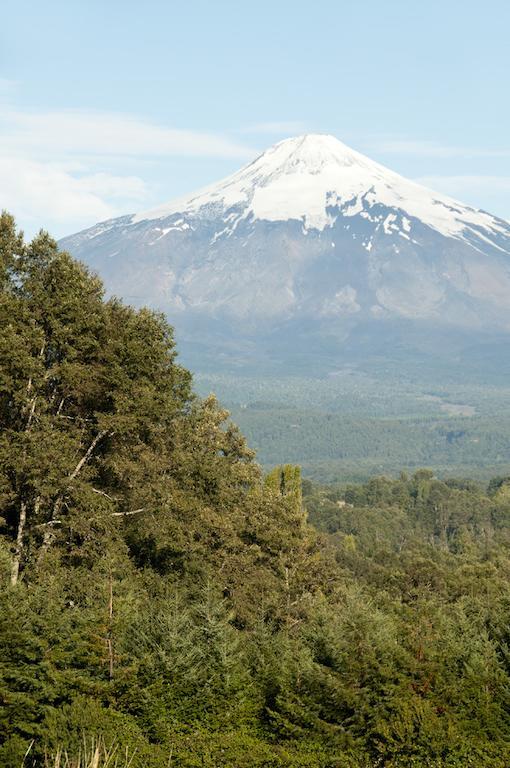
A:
[3,212,510,767]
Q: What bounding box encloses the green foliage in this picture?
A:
[4,214,510,766]
[265,464,303,513]
[196,372,510,483]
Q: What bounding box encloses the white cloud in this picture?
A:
[0,103,256,236]
[415,175,510,219]
[0,154,148,234]
[0,107,255,160]
[417,175,510,191]
[372,139,510,159]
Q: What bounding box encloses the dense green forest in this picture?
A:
[196,374,510,483]
[3,212,510,767]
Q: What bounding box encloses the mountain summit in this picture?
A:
[133,134,507,244]
[60,134,510,375]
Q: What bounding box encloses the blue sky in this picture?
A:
[1,0,509,237]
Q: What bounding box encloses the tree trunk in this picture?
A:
[37,429,110,564]
[107,571,114,679]
[10,500,27,586]
[11,343,45,584]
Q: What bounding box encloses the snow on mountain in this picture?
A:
[60,134,510,373]
[130,134,507,247]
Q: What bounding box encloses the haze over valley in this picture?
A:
[61,133,510,481]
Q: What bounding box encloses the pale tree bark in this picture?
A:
[10,343,46,584]
[10,501,27,586]
[107,571,114,679]
[68,429,110,482]
[38,429,110,562]
[111,508,145,517]
[10,497,41,586]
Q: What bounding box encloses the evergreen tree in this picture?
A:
[4,213,510,766]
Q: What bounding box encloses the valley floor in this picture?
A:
[195,372,510,483]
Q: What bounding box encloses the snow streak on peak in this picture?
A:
[247,134,375,174]
[132,134,508,245]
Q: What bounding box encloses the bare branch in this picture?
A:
[10,500,27,586]
[57,413,96,423]
[92,488,119,501]
[38,430,111,564]
[69,429,110,481]
[111,508,146,517]
[26,396,37,429]
[34,519,62,529]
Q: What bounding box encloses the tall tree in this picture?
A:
[0,215,192,585]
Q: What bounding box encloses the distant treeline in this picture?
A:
[229,406,510,483]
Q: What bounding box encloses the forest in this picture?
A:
[3,211,510,767]
[196,375,510,484]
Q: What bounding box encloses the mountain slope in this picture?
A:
[60,134,510,375]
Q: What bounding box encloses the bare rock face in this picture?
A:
[60,135,510,375]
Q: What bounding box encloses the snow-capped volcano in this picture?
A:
[132,134,507,247]
[60,134,510,374]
